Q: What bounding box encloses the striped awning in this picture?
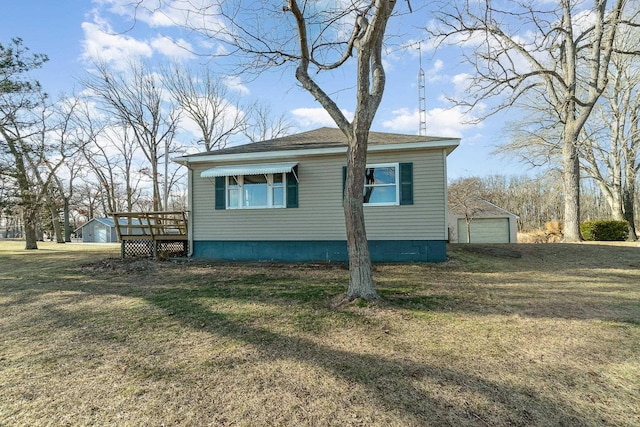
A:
[200,162,298,178]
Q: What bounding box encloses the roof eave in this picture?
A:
[173,139,460,165]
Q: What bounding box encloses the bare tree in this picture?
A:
[81,60,181,211]
[430,0,635,242]
[243,101,293,143]
[163,64,245,151]
[448,177,493,243]
[144,0,401,300]
[580,30,640,240]
[79,116,145,215]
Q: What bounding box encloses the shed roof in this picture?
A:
[75,217,142,232]
[449,198,519,218]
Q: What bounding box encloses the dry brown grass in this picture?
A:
[1,241,639,426]
[518,221,565,243]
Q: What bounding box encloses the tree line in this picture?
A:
[0,39,292,248]
[431,0,640,242]
[449,174,627,237]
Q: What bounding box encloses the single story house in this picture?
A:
[448,199,519,243]
[174,127,460,262]
[75,217,143,243]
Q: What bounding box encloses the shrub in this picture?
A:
[580,220,629,241]
[545,220,563,237]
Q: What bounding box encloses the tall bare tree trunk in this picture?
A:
[23,208,38,250]
[344,131,376,300]
[50,206,64,243]
[63,197,71,242]
[623,180,638,241]
[563,130,582,242]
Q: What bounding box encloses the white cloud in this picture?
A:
[381,108,420,134]
[150,36,194,60]
[223,75,250,95]
[81,20,153,67]
[425,59,444,83]
[291,107,353,127]
[452,73,473,95]
[94,0,227,32]
[382,106,482,138]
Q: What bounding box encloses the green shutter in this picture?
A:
[342,166,347,197]
[286,166,298,208]
[215,176,226,210]
[399,162,413,205]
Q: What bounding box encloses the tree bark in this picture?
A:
[50,206,64,243]
[288,0,393,300]
[63,197,71,242]
[344,131,376,301]
[623,181,638,241]
[23,208,38,250]
[562,130,582,242]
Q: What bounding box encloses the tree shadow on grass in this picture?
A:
[1,274,592,425]
[134,285,590,426]
[2,260,631,425]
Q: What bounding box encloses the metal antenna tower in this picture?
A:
[417,42,427,136]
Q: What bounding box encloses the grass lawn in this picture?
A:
[0,240,638,426]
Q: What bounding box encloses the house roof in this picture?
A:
[175,127,459,164]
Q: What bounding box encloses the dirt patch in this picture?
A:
[81,257,160,273]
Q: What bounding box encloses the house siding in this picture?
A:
[193,240,447,262]
[190,149,447,243]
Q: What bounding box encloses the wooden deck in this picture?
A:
[111,211,188,258]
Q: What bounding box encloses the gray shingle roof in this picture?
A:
[183,127,458,158]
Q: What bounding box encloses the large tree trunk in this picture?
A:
[63,197,71,242]
[152,160,161,211]
[344,132,377,301]
[562,130,583,242]
[50,207,65,243]
[623,182,638,241]
[23,209,38,250]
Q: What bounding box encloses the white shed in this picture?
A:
[75,218,144,243]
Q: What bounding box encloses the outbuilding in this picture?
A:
[448,199,519,243]
[175,127,460,262]
[75,217,143,243]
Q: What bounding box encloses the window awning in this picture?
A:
[200,162,298,178]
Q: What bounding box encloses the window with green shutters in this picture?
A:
[342,162,413,206]
[214,169,298,210]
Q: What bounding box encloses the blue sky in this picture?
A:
[1,1,525,179]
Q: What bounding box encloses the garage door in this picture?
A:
[457,218,510,243]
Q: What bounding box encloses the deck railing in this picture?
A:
[110,211,188,258]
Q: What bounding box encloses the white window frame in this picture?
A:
[226,173,286,209]
[364,163,399,206]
